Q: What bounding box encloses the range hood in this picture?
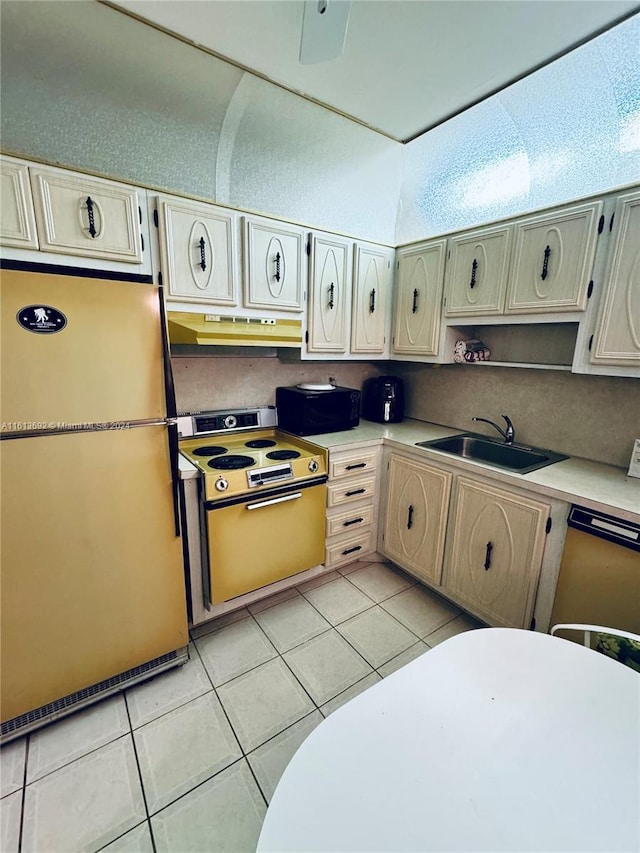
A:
[167,312,302,348]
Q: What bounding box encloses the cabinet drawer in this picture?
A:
[326,504,374,538]
[325,530,375,569]
[30,167,143,264]
[327,476,376,508]
[329,449,378,479]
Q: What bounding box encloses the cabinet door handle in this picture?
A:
[274,251,281,282]
[412,288,419,314]
[328,282,335,310]
[540,245,551,281]
[345,488,366,496]
[345,462,366,470]
[484,541,493,570]
[369,288,376,313]
[85,196,97,238]
[199,236,207,272]
[342,545,362,556]
[343,517,364,527]
[407,504,414,529]
[469,258,478,289]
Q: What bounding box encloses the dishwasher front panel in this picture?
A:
[550,519,640,635]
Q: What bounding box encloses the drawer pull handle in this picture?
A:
[85,196,97,238]
[541,245,551,281]
[412,288,419,314]
[199,236,207,272]
[328,282,335,310]
[346,488,366,496]
[274,251,282,283]
[343,517,364,527]
[369,287,376,313]
[484,541,493,570]
[469,258,478,289]
[407,504,414,529]
[342,545,362,556]
[345,462,366,470]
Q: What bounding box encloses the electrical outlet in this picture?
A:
[627,439,640,479]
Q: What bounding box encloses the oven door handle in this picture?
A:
[246,492,302,511]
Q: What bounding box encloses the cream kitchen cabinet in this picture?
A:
[392,239,447,356]
[350,243,394,356]
[442,477,549,629]
[0,156,39,250]
[382,453,452,586]
[307,233,351,353]
[506,200,602,313]
[590,189,640,368]
[29,164,145,265]
[443,223,512,317]
[242,215,305,312]
[325,444,380,569]
[157,194,239,307]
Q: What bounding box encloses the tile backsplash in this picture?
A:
[173,356,638,469]
[393,363,640,469]
[172,356,384,414]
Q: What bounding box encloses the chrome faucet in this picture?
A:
[472,414,515,445]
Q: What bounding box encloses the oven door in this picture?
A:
[203,477,327,604]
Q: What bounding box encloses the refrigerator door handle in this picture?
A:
[168,421,181,537]
[157,282,177,420]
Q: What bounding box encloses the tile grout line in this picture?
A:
[123,692,158,853]
[17,734,29,853]
[16,730,133,789]
[143,755,248,822]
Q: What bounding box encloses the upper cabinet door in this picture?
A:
[506,201,602,313]
[158,196,238,306]
[307,233,350,353]
[243,216,305,312]
[0,156,39,250]
[29,166,143,264]
[444,224,512,316]
[351,244,393,355]
[591,190,640,367]
[392,239,446,355]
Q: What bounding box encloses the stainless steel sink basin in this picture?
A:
[415,433,568,474]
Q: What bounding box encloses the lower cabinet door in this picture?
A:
[382,454,451,585]
[443,478,549,628]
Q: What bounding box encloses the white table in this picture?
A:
[257,628,640,852]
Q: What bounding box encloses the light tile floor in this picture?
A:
[0,560,483,853]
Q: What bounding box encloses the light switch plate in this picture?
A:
[627,438,640,478]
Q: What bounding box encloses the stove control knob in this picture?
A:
[215,477,229,492]
[308,459,319,473]
[224,415,237,429]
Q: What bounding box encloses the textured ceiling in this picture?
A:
[112,0,639,141]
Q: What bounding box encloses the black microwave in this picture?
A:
[276,385,360,436]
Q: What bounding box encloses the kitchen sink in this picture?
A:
[415,433,568,474]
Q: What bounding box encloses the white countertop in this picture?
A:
[307,418,640,523]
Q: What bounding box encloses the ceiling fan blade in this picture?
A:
[299,0,351,65]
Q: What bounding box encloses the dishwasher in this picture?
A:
[550,505,640,640]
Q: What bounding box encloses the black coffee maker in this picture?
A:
[361,376,404,424]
